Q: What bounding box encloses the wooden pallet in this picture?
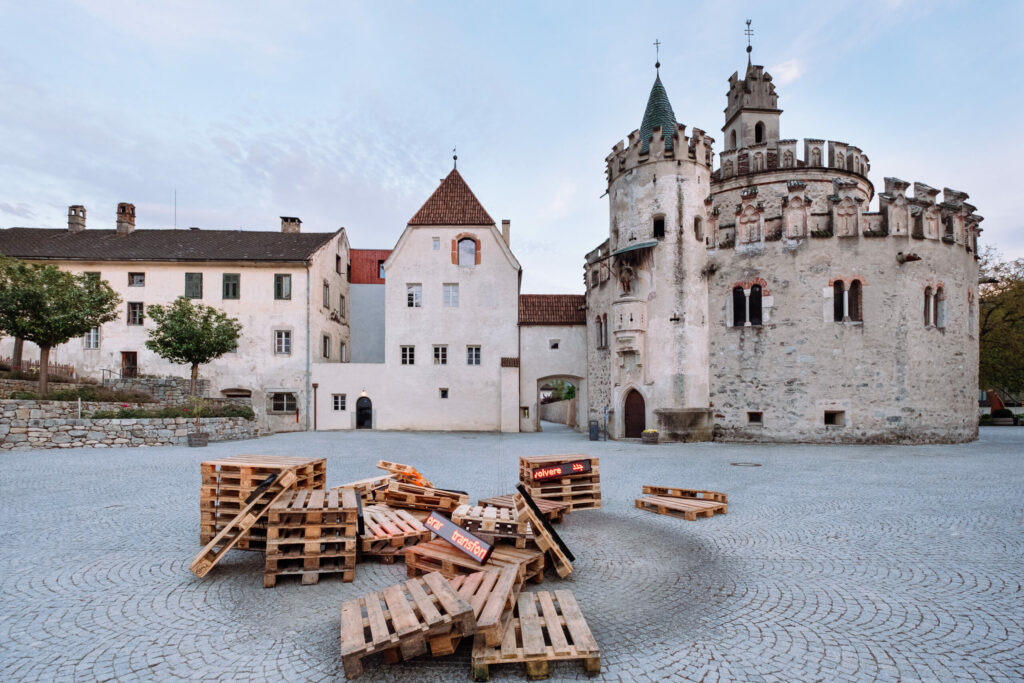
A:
[340,571,475,679]
[200,454,325,550]
[471,590,601,681]
[264,488,358,587]
[331,474,395,502]
[449,567,523,648]
[634,495,727,521]
[376,460,434,488]
[406,539,545,585]
[518,455,602,511]
[478,495,569,524]
[190,469,298,578]
[641,485,728,504]
[452,504,533,547]
[360,505,432,555]
[520,490,602,512]
[519,454,600,480]
[382,481,469,512]
[513,491,573,578]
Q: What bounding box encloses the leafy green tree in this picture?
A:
[0,258,120,395]
[145,297,242,395]
[979,246,1024,401]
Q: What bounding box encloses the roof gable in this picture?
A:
[408,169,495,226]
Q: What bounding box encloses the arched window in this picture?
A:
[732,287,747,327]
[730,130,737,149]
[755,122,764,144]
[935,287,946,329]
[923,287,933,326]
[693,216,704,241]
[848,280,862,322]
[749,285,763,326]
[833,281,845,322]
[458,238,477,267]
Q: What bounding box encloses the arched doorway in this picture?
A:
[532,374,584,433]
[356,396,373,429]
[623,389,645,438]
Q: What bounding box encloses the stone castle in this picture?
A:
[584,46,982,443]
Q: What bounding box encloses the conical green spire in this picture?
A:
[639,74,678,153]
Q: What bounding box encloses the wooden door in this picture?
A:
[121,352,138,378]
[624,389,645,438]
[356,397,372,429]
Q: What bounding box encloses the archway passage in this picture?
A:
[624,389,645,438]
[356,397,372,429]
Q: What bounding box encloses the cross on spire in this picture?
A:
[744,19,753,55]
[653,39,661,70]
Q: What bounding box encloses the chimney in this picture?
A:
[281,216,302,233]
[116,202,136,235]
[68,205,86,232]
[501,219,511,247]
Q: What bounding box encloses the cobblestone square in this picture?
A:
[1,426,1022,681]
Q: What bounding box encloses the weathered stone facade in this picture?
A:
[585,55,981,444]
[0,399,258,449]
[103,376,210,403]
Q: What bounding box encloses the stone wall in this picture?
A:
[539,398,578,427]
[103,376,209,403]
[0,400,258,449]
[0,379,79,398]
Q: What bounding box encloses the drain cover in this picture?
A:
[730,462,762,467]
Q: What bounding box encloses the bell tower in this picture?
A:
[722,21,782,150]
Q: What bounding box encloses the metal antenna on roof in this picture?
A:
[453,146,457,170]
[653,39,661,71]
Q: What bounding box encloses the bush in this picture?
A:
[90,410,118,419]
[42,386,155,403]
[10,390,37,399]
[89,405,254,421]
[991,408,1014,418]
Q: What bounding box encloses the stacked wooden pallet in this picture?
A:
[471,590,601,681]
[340,571,476,679]
[200,454,325,551]
[634,485,728,521]
[331,474,394,503]
[405,539,545,585]
[512,491,574,578]
[477,494,570,524]
[359,504,432,562]
[519,454,601,511]
[264,487,358,587]
[440,566,523,653]
[452,504,533,548]
[382,481,469,512]
[376,460,433,487]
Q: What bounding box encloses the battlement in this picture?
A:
[605,123,714,185]
[716,138,870,180]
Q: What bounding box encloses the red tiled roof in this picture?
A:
[408,169,495,226]
[350,248,391,284]
[519,294,586,326]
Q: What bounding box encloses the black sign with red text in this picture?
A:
[424,512,494,565]
[531,459,592,482]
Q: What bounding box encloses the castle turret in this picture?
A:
[596,68,713,441]
[722,39,782,150]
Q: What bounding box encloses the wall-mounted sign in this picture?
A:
[425,511,494,564]
[531,459,592,482]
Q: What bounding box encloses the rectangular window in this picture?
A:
[433,237,440,250]
[322,334,331,358]
[271,392,297,412]
[127,302,144,325]
[824,410,846,427]
[340,341,347,362]
[333,394,346,411]
[83,326,100,349]
[407,284,422,308]
[653,216,665,238]
[185,272,203,299]
[128,272,145,287]
[275,330,292,354]
[549,339,560,350]
[467,345,481,366]
[323,281,330,308]
[339,295,346,318]
[222,273,240,300]
[439,388,449,399]
[336,254,342,274]
[401,345,415,365]
[747,411,763,425]
[378,260,386,279]
[274,274,292,300]
[443,283,459,308]
[434,345,447,365]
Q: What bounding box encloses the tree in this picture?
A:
[979,246,1024,402]
[0,258,120,395]
[145,297,242,395]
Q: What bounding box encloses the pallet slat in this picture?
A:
[634,494,727,521]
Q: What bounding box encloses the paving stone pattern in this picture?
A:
[1,425,1022,681]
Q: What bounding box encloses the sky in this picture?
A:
[1,0,1021,294]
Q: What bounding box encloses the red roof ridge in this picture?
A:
[408,169,495,226]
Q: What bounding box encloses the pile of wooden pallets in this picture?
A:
[201,454,325,551]
[634,485,728,521]
[519,454,602,510]
[382,480,468,512]
[478,494,570,524]
[452,504,533,548]
[263,487,359,587]
[405,539,546,585]
[359,504,432,563]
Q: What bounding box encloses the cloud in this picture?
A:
[0,203,36,221]
[770,59,804,86]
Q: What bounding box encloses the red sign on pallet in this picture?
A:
[424,512,494,564]
[531,459,592,482]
